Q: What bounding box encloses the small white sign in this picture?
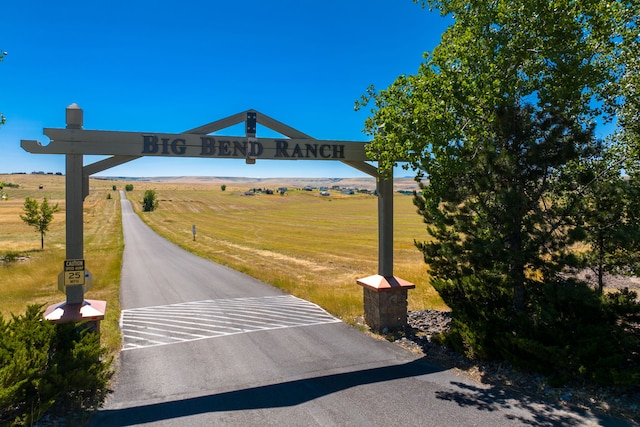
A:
[63,259,85,286]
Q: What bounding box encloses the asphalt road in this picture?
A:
[89,192,626,426]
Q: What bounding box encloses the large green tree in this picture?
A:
[415,105,592,308]
[357,0,640,379]
[357,0,634,299]
[358,0,636,175]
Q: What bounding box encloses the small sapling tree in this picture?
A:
[20,197,60,249]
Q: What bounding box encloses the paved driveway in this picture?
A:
[89,193,624,426]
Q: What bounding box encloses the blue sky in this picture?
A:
[0,1,450,178]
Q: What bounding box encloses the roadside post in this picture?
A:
[40,104,107,332]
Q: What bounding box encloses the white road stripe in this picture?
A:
[121,295,340,350]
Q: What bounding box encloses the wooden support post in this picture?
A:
[378,174,394,277]
[65,104,85,304]
[43,105,106,332]
[357,170,415,333]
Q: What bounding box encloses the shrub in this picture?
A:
[2,251,21,264]
[0,305,113,425]
[436,276,640,386]
[504,281,638,386]
[142,190,158,212]
[431,275,514,360]
[124,184,134,192]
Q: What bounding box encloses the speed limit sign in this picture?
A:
[63,259,85,286]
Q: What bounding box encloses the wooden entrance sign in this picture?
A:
[21,104,413,331]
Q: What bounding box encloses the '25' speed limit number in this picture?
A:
[65,270,85,285]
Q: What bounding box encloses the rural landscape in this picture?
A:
[3,0,640,425]
[0,172,444,325]
[0,173,451,424]
[2,172,639,425]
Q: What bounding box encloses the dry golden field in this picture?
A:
[1,173,445,351]
[0,174,124,350]
[123,178,446,322]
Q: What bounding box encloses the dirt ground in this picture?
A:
[572,269,640,291]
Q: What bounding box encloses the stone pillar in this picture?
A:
[363,287,408,332]
[357,275,415,333]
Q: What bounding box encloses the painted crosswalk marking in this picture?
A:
[120,295,341,350]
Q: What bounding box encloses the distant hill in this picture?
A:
[96,176,421,192]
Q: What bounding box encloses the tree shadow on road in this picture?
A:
[435,381,633,427]
[88,356,626,427]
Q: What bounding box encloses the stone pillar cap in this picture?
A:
[357,274,415,291]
